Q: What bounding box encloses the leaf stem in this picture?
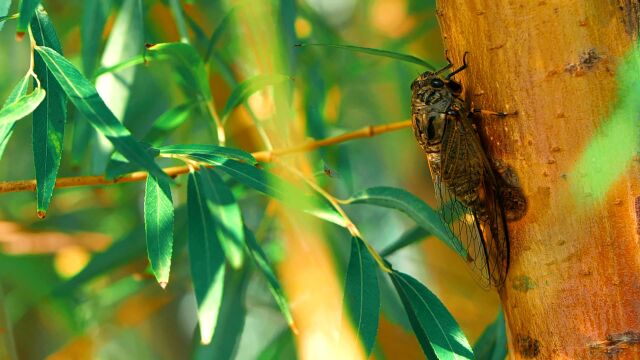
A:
[207,100,226,146]
[27,27,41,89]
[0,120,411,193]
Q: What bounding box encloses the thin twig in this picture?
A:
[0,120,411,194]
[278,160,392,273]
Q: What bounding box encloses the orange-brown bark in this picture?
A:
[436,0,640,358]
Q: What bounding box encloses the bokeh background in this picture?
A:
[0,0,500,358]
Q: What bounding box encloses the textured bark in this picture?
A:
[435,1,640,359]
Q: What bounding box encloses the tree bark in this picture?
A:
[435,0,640,358]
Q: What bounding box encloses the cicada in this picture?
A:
[411,54,523,288]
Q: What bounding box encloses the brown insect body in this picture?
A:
[411,60,511,288]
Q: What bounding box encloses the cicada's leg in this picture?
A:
[470,108,518,117]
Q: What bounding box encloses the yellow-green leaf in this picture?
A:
[144,175,174,287]
[0,87,45,126]
[0,74,30,158]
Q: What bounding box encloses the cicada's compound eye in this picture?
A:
[430,78,445,88]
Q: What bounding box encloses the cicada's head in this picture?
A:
[410,71,463,114]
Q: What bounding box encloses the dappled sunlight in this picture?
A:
[570,44,640,204]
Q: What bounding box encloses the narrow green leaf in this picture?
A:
[295,43,436,70]
[244,226,294,327]
[81,0,111,76]
[0,75,30,158]
[343,236,380,356]
[188,170,226,345]
[380,226,431,257]
[345,187,465,259]
[473,311,507,360]
[92,55,145,78]
[35,46,170,182]
[203,7,235,62]
[0,0,11,31]
[159,144,256,164]
[16,0,39,35]
[221,74,290,123]
[144,175,174,287]
[190,156,346,227]
[168,0,189,44]
[144,102,196,145]
[192,266,249,360]
[390,270,473,360]
[0,87,45,126]
[31,6,67,217]
[199,168,245,269]
[146,42,211,101]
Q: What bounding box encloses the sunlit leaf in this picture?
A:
[16,0,39,35]
[221,74,290,123]
[81,0,111,75]
[0,75,30,158]
[390,270,473,359]
[296,43,435,70]
[199,168,245,269]
[380,226,431,257]
[345,187,465,258]
[343,236,379,356]
[31,6,67,217]
[144,175,174,287]
[0,87,45,126]
[473,310,507,360]
[192,266,249,360]
[159,144,256,164]
[188,170,226,345]
[93,0,143,171]
[244,226,294,327]
[35,46,169,182]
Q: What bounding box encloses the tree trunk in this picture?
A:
[435,0,640,358]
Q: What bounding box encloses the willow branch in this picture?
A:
[0,120,411,194]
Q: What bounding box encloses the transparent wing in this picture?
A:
[433,111,510,288]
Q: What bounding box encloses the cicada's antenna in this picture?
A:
[446,52,469,79]
[435,49,454,75]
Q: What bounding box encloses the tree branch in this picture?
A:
[0,120,411,194]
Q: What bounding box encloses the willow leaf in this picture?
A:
[34,46,169,182]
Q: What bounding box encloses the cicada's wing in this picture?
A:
[435,109,510,288]
[433,178,496,289]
